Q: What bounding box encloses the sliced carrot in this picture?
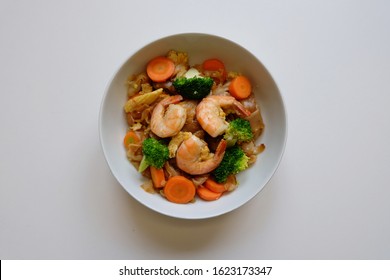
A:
[164,176,196,204]
[146,56,175,82]
[229,75,252,100]
[150,166,166,189]
[197,186,223,201]
[202,58,226,82]
[204,178,226,193]
[203,58,225,72]
[123,130,141,148]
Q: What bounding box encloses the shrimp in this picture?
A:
[196,95,251,137]
[176,134,227,175]
[180,100,202,133]
[150,95,187,138]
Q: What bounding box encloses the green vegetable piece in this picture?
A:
[213,145,249,183]
[138,138,169,172]
[173,76,214,100]
[224,118,254,146]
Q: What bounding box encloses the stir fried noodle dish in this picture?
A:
[123,50,265,204]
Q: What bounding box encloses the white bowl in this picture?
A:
[99,33,287,219]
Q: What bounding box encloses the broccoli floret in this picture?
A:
[173,76,214,99]
[224,118,253,146]
[213,145,249,183]
[138,138,169,172]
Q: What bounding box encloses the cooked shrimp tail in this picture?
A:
[233,101,251,117]
[176,135,227,175]
[150,95,187,138]
[214,138,227,161]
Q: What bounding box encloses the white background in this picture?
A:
[1,0,389,259]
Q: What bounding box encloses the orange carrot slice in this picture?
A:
[229,75,252,100]
[150,166,166,189]
[146,56,175,82]
[164,176,196,204]
[203,58,225,72]
[123,130,141,148]
[202,58,226,82]
[197,186,223,201]
[204,178,226,193]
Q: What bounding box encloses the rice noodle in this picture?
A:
[245,108,264,139]
[211,82,230,96]
[224,175,238,192]
[191,174,209,187]
[164,160,182,178]
[141,179,155,194]
[127,73,150,97]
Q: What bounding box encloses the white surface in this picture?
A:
[1,0,389,259]
[100,33,287,219]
